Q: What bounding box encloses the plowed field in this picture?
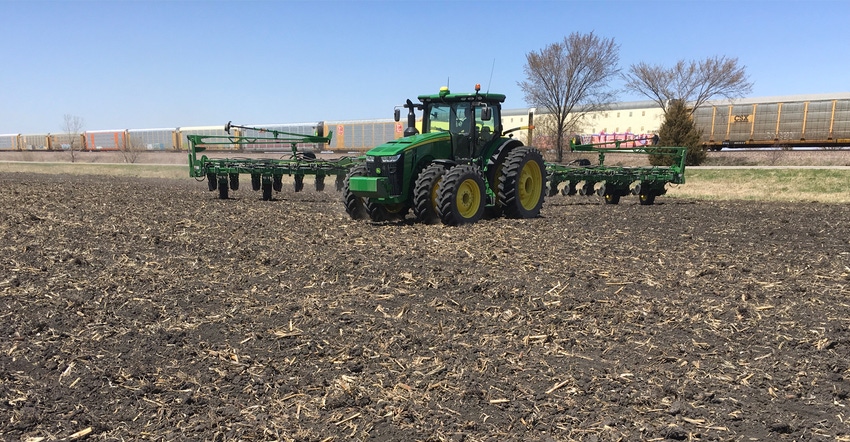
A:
[2,173,849,441]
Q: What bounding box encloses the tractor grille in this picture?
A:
[366,154,404,196]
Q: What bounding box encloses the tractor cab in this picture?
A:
[393,84,504,162]
[416,85,503,162]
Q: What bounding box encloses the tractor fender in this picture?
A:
[430,159,458,168]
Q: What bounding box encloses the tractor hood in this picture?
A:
[365,131,450,157]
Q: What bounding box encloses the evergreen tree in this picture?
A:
[650,99,706,166]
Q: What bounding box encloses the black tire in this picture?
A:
[638,193,656,205]
[366,201,409,222]
[484,141,522,218]
[294,174,304,192]
[547,180,560,197]
[498,147,547,219]
[273,175,283,192]
[315,174,325,192]
[343,164,368,220]
[229,173,239,191]
[217,177,229,199]
[335,174,345,192]
[437,164,486,226]
[603,193,620,205]
[207,173,217,191]
[412,163,447,224]
[262,181,272,201]
[251,174,261,191]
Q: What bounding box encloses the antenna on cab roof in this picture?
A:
[487,59,495,94]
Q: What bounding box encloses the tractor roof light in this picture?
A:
[475,83,481,92]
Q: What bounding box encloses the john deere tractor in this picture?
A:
[343,85,547,225]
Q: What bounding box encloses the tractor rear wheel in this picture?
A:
[498,147,546,219]
[343,164,368,220]
[413,163,447,224]
[437,164,486,226]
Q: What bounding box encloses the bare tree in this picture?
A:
[519,32,620,162]
[623,56,753,115]
[62,114,85,163]
[121,135,145,164]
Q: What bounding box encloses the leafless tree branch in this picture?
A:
[623,56,753,115]
[519,32,620,161]
[62,114,85,163]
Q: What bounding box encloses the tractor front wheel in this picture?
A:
[343,164,368,220]
[413,163,447,224]
[437,164,486,226]
[366,201,409,222]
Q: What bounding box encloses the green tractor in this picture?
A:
[343,85,547,225]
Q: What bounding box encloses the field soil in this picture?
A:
[1,173,849,441]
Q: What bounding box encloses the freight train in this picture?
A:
[2,93,849,154]
[694,92,850,150]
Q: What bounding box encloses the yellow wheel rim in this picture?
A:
[430,177,442,211]
[518,160,543,210]
[456,178,481,219]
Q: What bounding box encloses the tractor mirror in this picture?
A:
[394,108,401,122]
[481,107,492,121]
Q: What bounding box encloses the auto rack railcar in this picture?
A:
[694,93,850,150]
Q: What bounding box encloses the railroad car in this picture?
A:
[85,129,126,151]
[323,119,400,152]
[694,93,850,150]
[21,134,50,150]
[0,134,19,151]
[127,128,178,151]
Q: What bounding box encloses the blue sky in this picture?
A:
[2,0,848,134]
